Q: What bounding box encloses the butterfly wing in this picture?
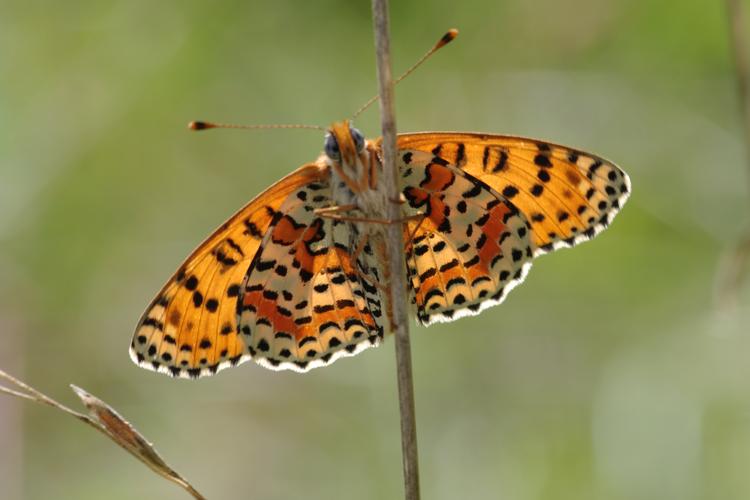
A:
[237,180,386,372]
[399,150,533,325]
[397,133,631,255]
[130,163,329,378]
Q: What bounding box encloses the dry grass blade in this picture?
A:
[0,368,206,500]
[70,385,206,500]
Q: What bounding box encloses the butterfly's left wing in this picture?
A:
[396,133,630,325]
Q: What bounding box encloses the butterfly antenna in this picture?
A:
[188,121,325,131]
[351,28,459,120]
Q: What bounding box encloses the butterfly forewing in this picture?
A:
[130,164,328,378]
[397,133,631,254]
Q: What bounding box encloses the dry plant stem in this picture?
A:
[0,368,205,500]
[719,0,750,304]
[370,1,421,499]
[0,368,93,427]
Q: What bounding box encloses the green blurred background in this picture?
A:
[2,0,750,499]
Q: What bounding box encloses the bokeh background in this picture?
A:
[2,0,750,499]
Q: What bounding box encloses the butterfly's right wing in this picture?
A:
[398,149,534,325]
[397,133,630,254]
[130,163,329,378]
[395,132,630,326]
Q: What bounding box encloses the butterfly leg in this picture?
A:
[351,232,369,262]
[396,213,426,225]
[404,212,428,249]
[355,268,389,292]
[314,204,358,216]
[349,233,390,293]
[389,193,407,205]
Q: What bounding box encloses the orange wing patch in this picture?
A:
[399,150,533,324]
[237,182,385,372]
[397,133,630,255]
[130,163,328,378]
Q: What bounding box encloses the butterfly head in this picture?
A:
[324,120,372,193]
[325,121,365,163]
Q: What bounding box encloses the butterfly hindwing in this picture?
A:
[399,150,534,325]
[237,178,386,372]
[130,164,328,378]
[397,133,631,255]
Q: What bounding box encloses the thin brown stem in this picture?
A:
[718,0,750,305]
[370,2,421,499]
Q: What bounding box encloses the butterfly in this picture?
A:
[130,119,630,378]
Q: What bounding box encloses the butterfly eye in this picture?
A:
[324,132,340,160]
[350,127,365,152]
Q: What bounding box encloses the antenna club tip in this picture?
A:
[188,120,213,130]
[436,29,459,48]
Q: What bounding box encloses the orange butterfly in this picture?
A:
[130,33,630,378]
